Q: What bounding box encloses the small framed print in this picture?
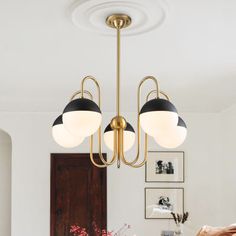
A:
[145,151,184,183]
[145,188,184,219]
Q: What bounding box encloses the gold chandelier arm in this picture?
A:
[119,76,159,167]
[97,127,117,165]
[139,76,160,99]
[129,133,148,168]
[89,135,108,168]
[89,127,118,168]
[89,128,117,167]
[81,75,118,166]
[146,90,170,102]
[70,90,93,101]
[81,76,101,106]
[119,116,140,166]
[117,129,122,168]
[121,133,148,168]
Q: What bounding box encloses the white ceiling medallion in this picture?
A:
[70,0,169,36]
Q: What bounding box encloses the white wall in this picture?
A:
[0,111,234,236]
[0,130,11,236]
[219,105,236,226]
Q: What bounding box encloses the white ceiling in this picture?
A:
[0,0,236,113]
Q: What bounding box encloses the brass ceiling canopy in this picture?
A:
[71,0,169,36]
[106,14,132,29]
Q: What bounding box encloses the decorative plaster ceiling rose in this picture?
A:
[71,0,169,36]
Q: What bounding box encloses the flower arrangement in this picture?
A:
[171,212,189,225]
[171,212,189,235]
[70,222,131,236]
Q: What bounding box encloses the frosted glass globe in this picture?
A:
[154,117,187,148]
[63,98,102,137]
[52,115,84,148]
[140,99,178,137]
[104,122,135,152]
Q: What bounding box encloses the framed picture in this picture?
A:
[145,151,184,183]
[145,188,184,219]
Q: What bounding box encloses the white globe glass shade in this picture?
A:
[154,117,187,148]
[62,98,102,137]
[140,111,178,137]
[140,99,178,137]
[52,115,84,148]
[63,111,102,137]
[104,123,135,152]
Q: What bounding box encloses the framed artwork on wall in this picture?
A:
[145,188,184,219]
[145,151,185,183]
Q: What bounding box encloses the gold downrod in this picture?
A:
[106,14,131,117]
[117,26,121,117]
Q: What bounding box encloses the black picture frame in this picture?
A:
[144,187,184,220]
[145,151,185,183]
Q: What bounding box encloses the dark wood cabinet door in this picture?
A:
[50,153,107,236]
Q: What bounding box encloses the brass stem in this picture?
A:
[81,76,101,106]
[117,27,121,116]
[117,129,122,168]
[146,90,170,102]
[70,90,93,101]
[89,135,107,168]
[139,76,160,98]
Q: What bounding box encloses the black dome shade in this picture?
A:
[139,98,178,114]
[52,115,63,126]
[104,122,135,133]
[63,98,101,114]
[177,117,187,128]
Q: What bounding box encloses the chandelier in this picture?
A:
[52,14,187,168]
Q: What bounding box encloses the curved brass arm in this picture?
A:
[81,76,118,167]
[97,127,117,166]
[139,76,160,99]
[81,75,159,168]
[120,129,148,168]
[120,76,159,167]
[81,76,101,105]
[89,129,117,167]
[70,86,114,167]
[146,90,170,102]
[89,135,107,168]
[70,90,93,101]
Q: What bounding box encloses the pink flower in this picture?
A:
[70,225,88,236]
[70,222,131,236]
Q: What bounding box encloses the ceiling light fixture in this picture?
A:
[52,14,187,168]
